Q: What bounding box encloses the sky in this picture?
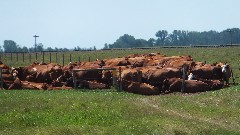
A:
[0,0,239,49]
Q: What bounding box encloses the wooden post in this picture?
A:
[56,53,58,63]
[62,53,65,66]
[0,67,3,89]
[89,57,91,62]
[70,54,72,62]
[119,67,122,91]
[11,53,13,62]
[22,53,24,62]
[35,53,37,61]
[50,53,52,63]
[42,52,45,63]
[181,65,186,93]
[16,53,18,62]
[29,53,31,63]
[78,56,80,62]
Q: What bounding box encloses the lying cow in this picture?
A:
[163,78,211,93]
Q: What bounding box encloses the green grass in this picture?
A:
[1,86,240,135]
[1,47,240,134]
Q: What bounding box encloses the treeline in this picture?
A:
[0,40,96,53]
[104,28,240,49]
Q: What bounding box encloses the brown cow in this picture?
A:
[121,68,142,82]
[191,64,222,80]
[163,78,211,93]
[123,81,160,95]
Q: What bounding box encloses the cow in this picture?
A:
[121,68,142,82]
[219,63,231,86]
[191,64,222,80]
[122,80,160,95]
[163,78,211,93]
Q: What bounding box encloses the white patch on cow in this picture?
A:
[188,73,194,80]
[13,72,17,77]
[221,64,227,73]
[33,67,37,72]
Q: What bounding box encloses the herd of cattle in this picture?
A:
[0,53,231,95]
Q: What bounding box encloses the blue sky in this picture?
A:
[0,0,239,49]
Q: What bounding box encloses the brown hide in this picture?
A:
[75,70,102,81]
[167,78,211,93]
[200,79,224,90]
[147,68,182,83]
[17,63,63,83]
[124,81,159,95]
[79,80,109,89]
[191,64,222,80]
[105,58,131,67]
[20,81,48,90]
[128,57,146,67]
[121,69,142,82]
[8,78,22,90]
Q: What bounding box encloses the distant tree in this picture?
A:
[93,46,97,50]
[36,43,44,52]
[29,47,34,52]
[103,43,109,49]
[46,47,54,51]
[110,34,137,48]
[155,30,168,45]
[147,38,156,47]
[63,48,69,51]
[22,46,29,52]
[0,46,3,53]
[3,40,18,52]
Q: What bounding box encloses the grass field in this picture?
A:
[1,47,240,134]
[1,86,240,135]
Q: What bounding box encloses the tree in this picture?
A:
[155,30,168,45]
[3,40,18,52]
[103,43,109,49]
[112,34,136,48]
[93,46,97,50]
[22,46,29,52]
[0,46,3,53]
[46,47,54,51]
[147,38,156,47]
[36,43,44,52]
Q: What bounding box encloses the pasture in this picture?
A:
[0,47,240,134]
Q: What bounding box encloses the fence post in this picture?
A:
[89,57,91,62]
[181,65,186,93]
[0,67,2,89]
[16,53,18,62]
[56,52,58,63]
[35,53,37,61]
[119,67,122,91]
[42,52,45,63]
[11,53,13,62]
[78,56,80,62]
[62,53,65,66]
[29,53,31,63]
[70,54,72,63]
[22,53,24,62]
[50,53,52,63]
